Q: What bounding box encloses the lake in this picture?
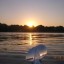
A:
[0,32,64,64]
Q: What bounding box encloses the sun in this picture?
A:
[27,21,34,27]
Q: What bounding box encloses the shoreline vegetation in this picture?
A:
[0,23,64,32]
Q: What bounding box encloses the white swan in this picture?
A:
[26,44,47,64]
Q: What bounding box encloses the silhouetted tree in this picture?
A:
[0,23,8,32]
[35,25,45,32]
[0,23,64,32]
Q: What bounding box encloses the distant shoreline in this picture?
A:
[0,31,64,33]
[0,23,64,32]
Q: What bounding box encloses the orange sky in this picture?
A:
[0,0,64,26]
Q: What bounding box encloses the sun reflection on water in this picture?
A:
[29,33,32,45]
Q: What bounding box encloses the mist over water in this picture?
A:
[0,32,64,64]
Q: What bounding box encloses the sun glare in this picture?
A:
[27,21,34,27]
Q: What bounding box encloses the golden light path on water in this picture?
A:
[29,33,33,45]
[29,33,37,46]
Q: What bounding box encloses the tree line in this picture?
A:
[0,23,64,32]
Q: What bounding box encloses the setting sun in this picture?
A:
[27,21,34,27]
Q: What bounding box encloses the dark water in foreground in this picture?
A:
[0,32,64,64]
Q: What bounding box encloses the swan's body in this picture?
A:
[26,44,47,64]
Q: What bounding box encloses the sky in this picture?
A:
[0,0,64,26]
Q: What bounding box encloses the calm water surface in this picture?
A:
[0,32,64,64]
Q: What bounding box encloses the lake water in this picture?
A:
[0,32,64,64]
